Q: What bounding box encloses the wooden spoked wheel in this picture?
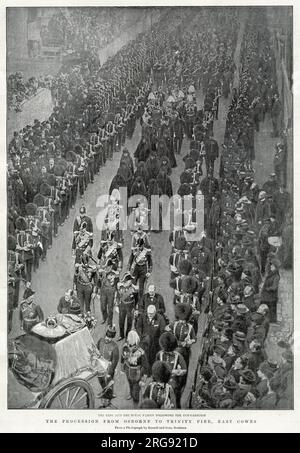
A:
[40,378,95,409]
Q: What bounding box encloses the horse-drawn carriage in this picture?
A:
[8,314,109,409]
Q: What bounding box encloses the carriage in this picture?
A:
[8,314,109,409]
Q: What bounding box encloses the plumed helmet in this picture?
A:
[25,203,37,216]
[159,332,178,352]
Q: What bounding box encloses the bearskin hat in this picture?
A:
[74,144,83,155]
[159,332,178,352]
[174,236,187,251]
[139,399,158,409]
[53,164,66,177]
[109,175,126,193]
[15,216,28,231]
[8,235,16,251]
[178,259,192,276]
[151,360,172,384]
[185,157,196,170]
[39,183,52,197]
[25,203,37,216]
[178,183,191,197]
[190,149,200,162]
[175,303,192,321]
[180,171,193,185]
[190,245,204,260]
[46,174,57,187]
[33,194,46,207]
[190,140,200,151]
[56,158,68,169]
[65,151,78,163]
[181,275,198,294]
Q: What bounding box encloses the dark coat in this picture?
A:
[261,269,280,302]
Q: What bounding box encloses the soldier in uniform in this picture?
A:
[121,330,150,404]
[116,273,138,341]
[156,332,187,408]
[106,120,116,160]
[166,303,196,368]
[15,216,34,282]
[273,142,287,188]
[142,361,176,409]
[129,233,152,302]
[98,267,119,327]
[96,325,119,402]
[73,259,95,314]
[173,112,185,154]
[72,206,93,255]
[204,135,219,176]
[8,234,24,309]
[73,221,93,265]
[19,287,44,333]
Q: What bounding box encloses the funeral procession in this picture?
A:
[6,6,293,410]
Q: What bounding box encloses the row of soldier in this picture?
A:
[188,10,293,410]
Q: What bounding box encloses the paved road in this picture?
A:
[8,85,231,409]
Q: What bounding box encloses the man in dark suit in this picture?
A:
[139,284,166,317]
